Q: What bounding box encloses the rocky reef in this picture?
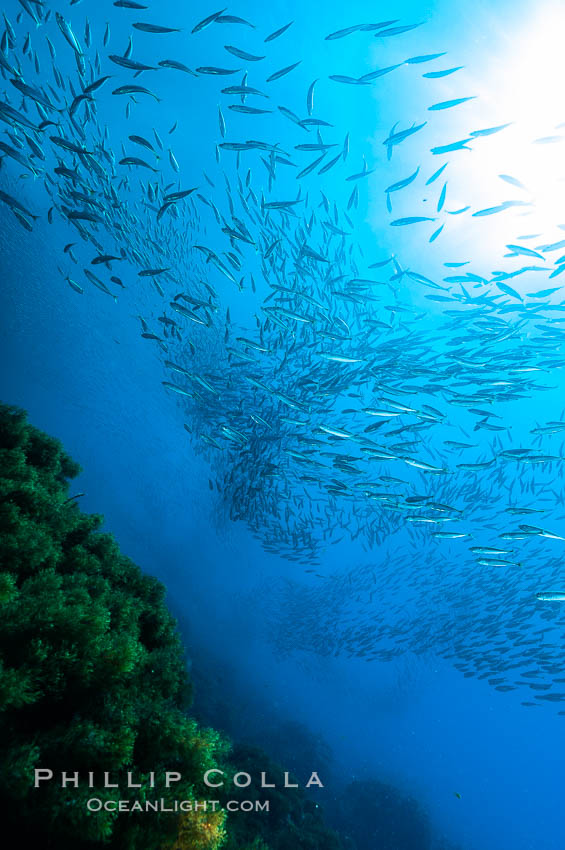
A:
[0,402,344,850]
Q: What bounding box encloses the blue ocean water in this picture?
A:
[1,0,565,847]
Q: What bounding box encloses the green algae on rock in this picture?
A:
[0,403,343,850]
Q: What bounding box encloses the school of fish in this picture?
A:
[3,1,565,711]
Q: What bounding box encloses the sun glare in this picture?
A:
[442,3,565,263]
[370,2,565,280]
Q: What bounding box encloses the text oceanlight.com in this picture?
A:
[86,799,270,813]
